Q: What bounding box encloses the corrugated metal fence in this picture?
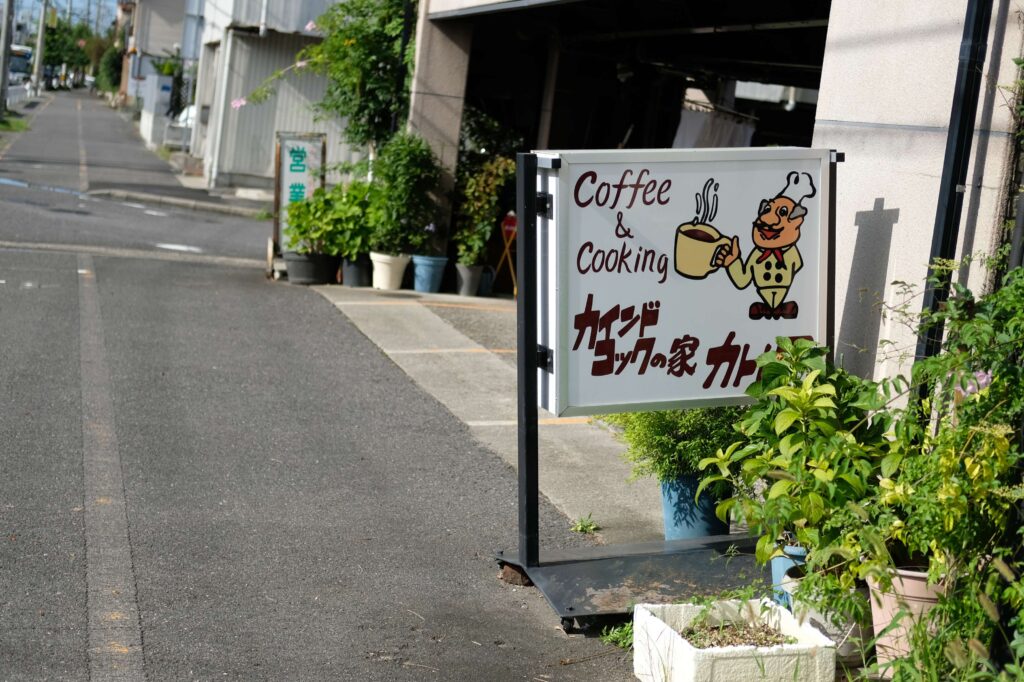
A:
[220,32,361,183]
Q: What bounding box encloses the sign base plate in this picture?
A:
[496,534,764,629]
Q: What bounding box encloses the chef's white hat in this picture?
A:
[776,171,816,205]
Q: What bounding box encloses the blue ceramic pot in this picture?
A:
[412,254,448,293]
[660,476,729,540]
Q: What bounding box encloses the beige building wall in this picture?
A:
[812,0,1022,380]
[407,2,473,196]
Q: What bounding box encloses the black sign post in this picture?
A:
[516,152,541,569]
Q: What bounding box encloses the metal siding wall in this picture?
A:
[138,0,185,56]
[235,0,335,32]
[220,33,362,182]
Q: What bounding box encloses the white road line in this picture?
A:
[78,255,145,679]
[76,100,88,192]
[0,240,261,269]
[154,242,203,253]
[386,347,489,355]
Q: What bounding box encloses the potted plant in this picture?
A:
[333,180,375,287]
[700,265,1024,679]
[633,598,836,682]
[606,407,740,541]
[282,187,342,285]
[805,267,1024,679]
[452,156,516,296]
[368,132,442,290]
[698,338,892,608]
[411,221,448,293]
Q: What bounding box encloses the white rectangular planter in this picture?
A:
[633,600,836,682]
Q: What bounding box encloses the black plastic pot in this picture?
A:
[283,252,339,285]
[455,263,483,296]
[341,254,372,287]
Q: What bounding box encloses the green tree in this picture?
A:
[249,0,415,154]
[97,45,123,92]
[83,35,112,76]
[43,20,91,70]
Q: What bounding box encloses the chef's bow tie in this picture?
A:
[756,248,786,264]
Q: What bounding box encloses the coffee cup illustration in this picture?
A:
[674,222,732,280]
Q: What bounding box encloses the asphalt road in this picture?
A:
[0,91,633,680]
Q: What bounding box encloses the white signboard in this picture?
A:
[536,148,833,416]
[275,132,325,248]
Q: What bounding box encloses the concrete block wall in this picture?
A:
[813,0,1023,380]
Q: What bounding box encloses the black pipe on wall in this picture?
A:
[915,0,994,367]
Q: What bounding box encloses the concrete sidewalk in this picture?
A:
[313,285,665,545]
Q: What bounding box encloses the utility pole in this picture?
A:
[0,0,13,116]
[65,0,71,24]
[30,0,45,96]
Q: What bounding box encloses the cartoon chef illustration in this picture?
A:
[713,171,816,320]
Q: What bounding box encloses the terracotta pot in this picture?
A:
[867,568,943,677]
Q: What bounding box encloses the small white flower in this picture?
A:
[305,20,318,32]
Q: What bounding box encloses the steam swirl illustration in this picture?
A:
[675,177,730,280]
[693,178,719,224]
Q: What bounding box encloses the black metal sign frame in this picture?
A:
[500,151,839,629]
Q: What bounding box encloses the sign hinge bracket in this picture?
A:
[536,345,554,373]
[535,192,552,217]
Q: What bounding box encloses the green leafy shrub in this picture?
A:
[698,338,892,565]
[249,0,412,152]
[850,268,1024,679]
[284,187,342,255]
[605,407,742,484]
[702,266,1024,680]
[452,156,515,265]
[284,182,378,259]
[369,132,441,255]
[97,46,123,92]
[333,180,376,261]
[450,107,523,266]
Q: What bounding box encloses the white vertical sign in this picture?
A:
[276,132,325,247]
